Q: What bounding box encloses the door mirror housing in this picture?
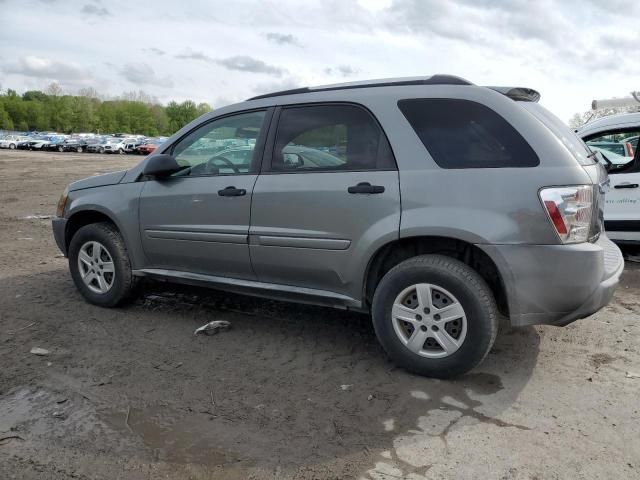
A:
[283,152,304,169]
[143,154,182,178]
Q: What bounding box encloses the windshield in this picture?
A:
[521,103,595,166]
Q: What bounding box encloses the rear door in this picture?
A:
[249,103,401,300]
[139,109,270,279]
[583,128,640,241]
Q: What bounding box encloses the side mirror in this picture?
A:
[143,154,182,178]
[283,152,304,168]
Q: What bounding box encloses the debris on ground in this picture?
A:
[30,347,50,356]
[194,320,231,336]
[341,384,353,391]
[626,371,640,379]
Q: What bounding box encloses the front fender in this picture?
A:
[66,183,145,269]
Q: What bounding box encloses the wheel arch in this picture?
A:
[65,208,122,251]
[363,235,510,317]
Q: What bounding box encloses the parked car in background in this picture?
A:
[86,137,110,153]
[43,136,68,151]
[577,112,640,243]
[0,135,30,149]
[52,75,623,378]
[60,138,91,153]
[136,141,159,155]
[124,140,143,154]
[16,138,35,149]
[21,135,57,150]
[103,138,130,154]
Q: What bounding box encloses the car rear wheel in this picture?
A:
[76,146,83,153]
[68,222,138,307]
[9,143,16,150]
[98,147,105,154]
[58,146,64,152]
[371,254,498,378]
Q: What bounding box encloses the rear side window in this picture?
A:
[269,104,396,172]
[398,99,539,168]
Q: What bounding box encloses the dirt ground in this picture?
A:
[0,149,639,480]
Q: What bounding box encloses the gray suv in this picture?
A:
[52,75,624,378]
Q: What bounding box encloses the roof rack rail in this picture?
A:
[248,75,473,101]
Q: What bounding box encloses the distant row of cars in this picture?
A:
[0,132,166,155]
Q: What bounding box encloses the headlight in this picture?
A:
[56,187,69,217]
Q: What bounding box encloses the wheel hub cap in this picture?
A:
[391,283,468,358]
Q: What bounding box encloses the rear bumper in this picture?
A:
[52,217,67,256]
[479,235,624,327]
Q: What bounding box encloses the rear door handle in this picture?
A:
[348,182,385,194]
[218,186,247,196]
[614,183,639,189]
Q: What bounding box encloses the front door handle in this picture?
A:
[218,186,247,196]
[348,182,385,194]
[614,183,639,189]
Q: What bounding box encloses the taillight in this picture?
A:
[539,186,594,244]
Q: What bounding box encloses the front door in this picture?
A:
[250,104,401,300]
[139,109,270,279]
[585,128,640,241]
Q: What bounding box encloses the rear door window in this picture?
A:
[398,98,539,168]
[268,104,396,172]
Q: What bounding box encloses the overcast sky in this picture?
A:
[0,0,638,122]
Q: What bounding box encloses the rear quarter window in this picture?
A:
[398,98,539,169]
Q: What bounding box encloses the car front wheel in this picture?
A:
[68,222,138,307]
[372,254,498,379]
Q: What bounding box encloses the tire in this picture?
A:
[118,148,124,154]
[371,254,498,379]
[68,222,138,307]
[58,146,64,152]
[99,147,104,154]
[76,146,83,153]
[9,143,16,150]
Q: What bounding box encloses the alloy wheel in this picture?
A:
[77,241,115,294]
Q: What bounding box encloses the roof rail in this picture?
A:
[248,75,473,101]
[488,86,540,103]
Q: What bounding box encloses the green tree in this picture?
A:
[0,86,208,135]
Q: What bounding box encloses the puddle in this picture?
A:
[101,405,234,466]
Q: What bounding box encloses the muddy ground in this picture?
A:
[0,148,639,480]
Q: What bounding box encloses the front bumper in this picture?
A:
[52,217,67,256]
[479,235,624,327]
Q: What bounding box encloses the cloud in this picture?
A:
[324,65,360,77]
[81,3,110,16]
[145,47,166,56]
[264,32,301,46]
[120,63,173,88]
[216,56,286,77]
[3,56,90,81]
[175,50,214,62]
[175,51,287,77]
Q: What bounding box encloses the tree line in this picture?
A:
[0,83,211,137]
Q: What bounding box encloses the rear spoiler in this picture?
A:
[487,86,541,103]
